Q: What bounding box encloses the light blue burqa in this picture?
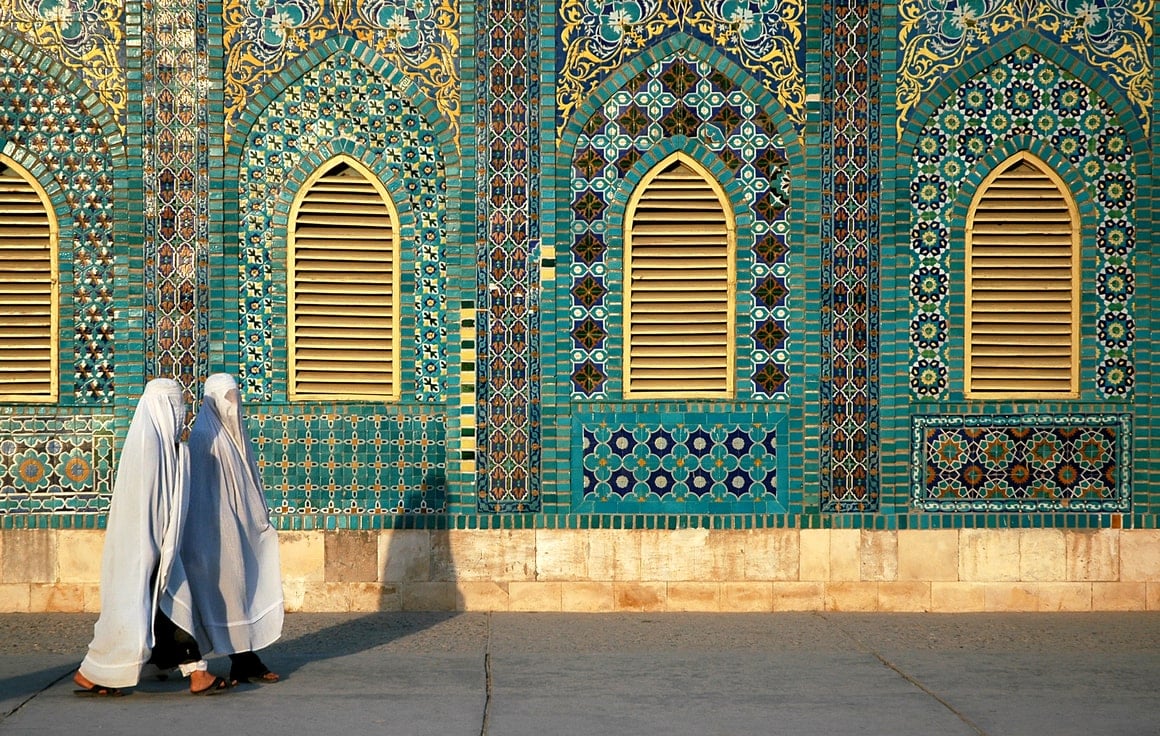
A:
[169,373,283,655]
[79,378,192,688]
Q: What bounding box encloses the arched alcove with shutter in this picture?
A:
[288,156,401,401]
[0,156,58,402]
[624,153,736,399]
[965,151,1080,399]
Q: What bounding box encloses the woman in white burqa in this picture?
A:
[172,372,284,683]
[74,378,232,696]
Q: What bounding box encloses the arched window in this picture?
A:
[624,153,736,398]
[288,157,401,401]
[965,152,1080,398]
[0,156,58,402]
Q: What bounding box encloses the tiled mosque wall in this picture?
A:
[0,0,1156,610]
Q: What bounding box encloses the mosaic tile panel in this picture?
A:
[567,51,791,400]
[222,0,459,137]
[474,0,541,511]
[556,0,805,129]
[897,0,1153,135]
[143,0,210,393]
[0,47,116,403]
[573,413,786,514]
[819,0,879,512]
[911,414,1131,512]
[239,50,447,403]
[908,48,1136,399]
[0,0,127,126]
[0,415,116,515]
[250,408,446,514]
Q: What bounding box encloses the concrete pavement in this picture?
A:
[2,611,1159,735]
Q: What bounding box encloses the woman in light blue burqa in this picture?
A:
[170,373,284,683]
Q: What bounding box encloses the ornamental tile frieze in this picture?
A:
[0,0,125,127]
[557,0,805,129]
[223,0,459,136]
[897,0,1152,134]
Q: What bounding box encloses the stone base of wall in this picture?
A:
[2,528,1159,612]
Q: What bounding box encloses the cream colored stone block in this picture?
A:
[859,531,897,582]
[930,583,985,612]
[346,583,397,612]
[456,581,510,611]
[1092,582,1147,611]
[302,582,351,612]
[982,583,1038,611]
[536,530,589,581]
[57,530,104,584]
[0,530,55,583]
[379,530,432,583]
[722,582,773,612]
[443,530,536,582]
[281,580,306,612]
[325,531,378,582]
[694,531,747,582]
[279,531,326,582]
[30,583,85,612]
[80,583,101,613]
[1035,583,1091,611]
[508,582,562,611]
[825,582,878,611]
[829,530,861,582]
[666,582,721,611]
[743,529,799,581]
[1019,529,1066,581]
[877,582,930,612]
[897,530,958,582]
[612,582,666,612]
[1146,583,1160,612]
[1119,530,1160,582]
[960,530,1020,582]
[0,584,31,612]
[639,529,706,581]
[403,582,458,611]
[586,529,641,581]
[799,530,829,581]
[771,582,824,611]
[561,582,614,612]
[1065,530,1119,581]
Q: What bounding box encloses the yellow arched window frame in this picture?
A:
[288,155,402,401]
[964,151,1081,399]
[0,155,59,403]
[624,152,737,399]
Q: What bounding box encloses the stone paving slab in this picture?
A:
[1,612,1158,735]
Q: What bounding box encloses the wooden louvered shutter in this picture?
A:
[625,155,735,398]
[965,153,1080,398]
[0,158,57,402]
[289,158,400,401]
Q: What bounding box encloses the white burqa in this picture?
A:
[171,373,283,655]
[79,378,192,688]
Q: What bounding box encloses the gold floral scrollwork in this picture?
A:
[557,0,804,130]
[897,0,1152,136]
[0,0,126,125]
[222,0,460,138]
[345,0,460,130]
[223,0,332,125]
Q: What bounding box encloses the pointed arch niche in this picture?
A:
[0,155,58,402]
[623,152,737,399]
[288,155,402,401]
[964,151,1080,399]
